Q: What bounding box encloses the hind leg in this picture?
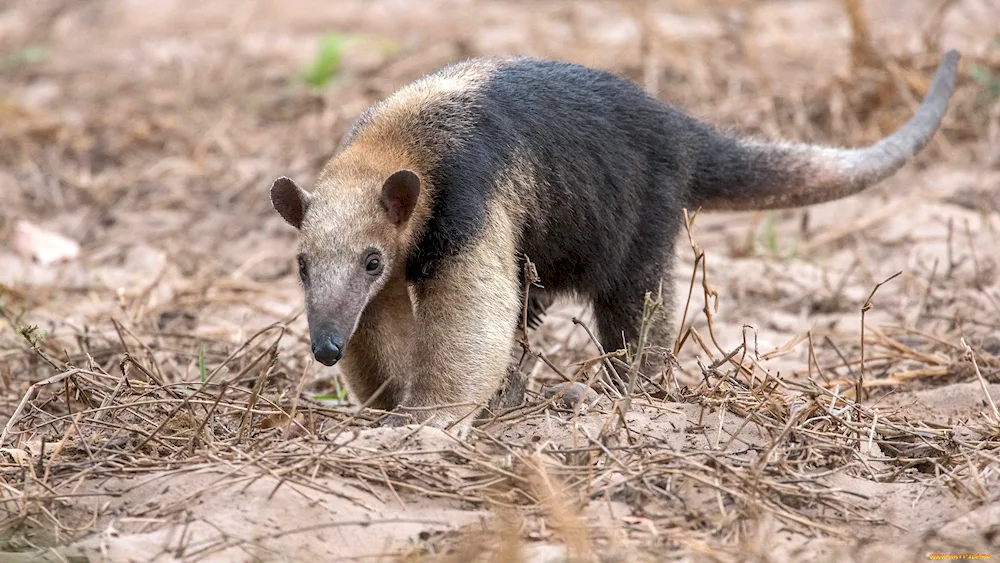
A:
[593,261,676,381]
[593,289,674,387]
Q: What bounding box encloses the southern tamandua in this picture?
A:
[270,51,959,431]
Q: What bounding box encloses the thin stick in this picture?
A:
[573,317,626,393]
[675,208,703,355]
[1,369,80,445]
[859,271,902,404]
[610,282,663,437]
[961,339,1000,424]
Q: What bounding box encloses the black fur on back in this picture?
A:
[483,60,695,287]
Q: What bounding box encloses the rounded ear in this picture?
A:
[270,177,311,229]
[380,169,421,227]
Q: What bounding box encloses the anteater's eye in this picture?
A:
[365,252,383,276]
[297,255,308,281]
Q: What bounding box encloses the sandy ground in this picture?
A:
[2,0,1000,561]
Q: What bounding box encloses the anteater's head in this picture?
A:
[269,168,422,366]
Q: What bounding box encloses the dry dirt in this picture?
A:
[2,0,1000,562]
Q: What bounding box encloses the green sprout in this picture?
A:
[199,344,207,382]
[312,375,348,402]
[301,33,350,89]
[756,211,799,261]
[970,35,1000,101]
[14,46,46,64]
[299,33,400,89]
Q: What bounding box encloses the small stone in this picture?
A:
[544,382,599,410]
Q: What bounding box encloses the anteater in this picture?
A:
[270,51,959,431]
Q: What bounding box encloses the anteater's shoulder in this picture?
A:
[340,57,516,149]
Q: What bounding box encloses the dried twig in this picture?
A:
[859,271,902,404]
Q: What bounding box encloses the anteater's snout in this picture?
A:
[312,331,345,366]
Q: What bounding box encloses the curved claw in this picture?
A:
[524,294,554,330]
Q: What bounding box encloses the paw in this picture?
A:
[376,407,474,439]
[377,411,416,428]
[376,407,438,428]
[524,294,554,330]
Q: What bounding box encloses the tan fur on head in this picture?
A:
[311,142,433,256]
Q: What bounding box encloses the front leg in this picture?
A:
[390,213,521,432]
[338,276,414,412]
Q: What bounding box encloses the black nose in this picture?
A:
[312,332,345,366]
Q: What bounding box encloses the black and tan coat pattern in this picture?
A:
[271,51,960,432]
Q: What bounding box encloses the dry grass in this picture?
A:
[2,0,1000,561]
